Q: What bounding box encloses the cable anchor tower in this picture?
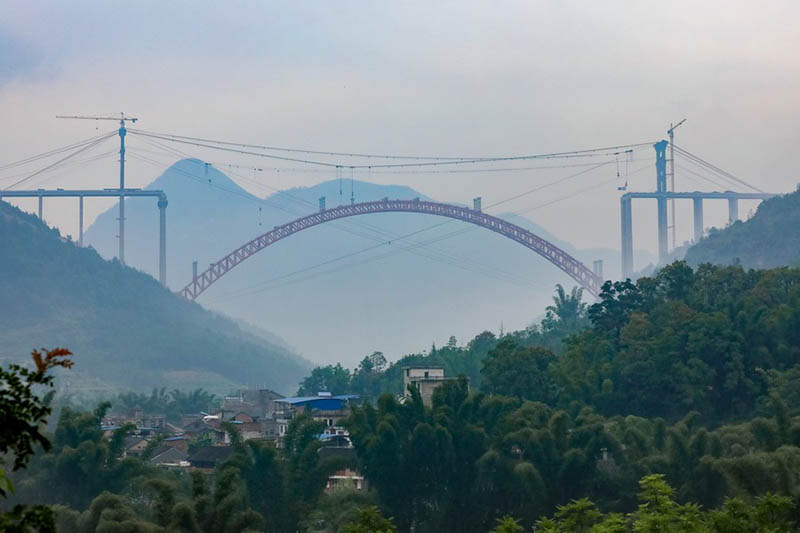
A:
[666,118,686,250]
[57,113,138,264]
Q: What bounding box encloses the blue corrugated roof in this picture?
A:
[318,433,351,441]
[276,394,359,405]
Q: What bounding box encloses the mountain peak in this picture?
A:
[274,179,430,204]
[147,158,255,200]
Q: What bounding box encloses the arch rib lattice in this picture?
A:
[179,199,603,300]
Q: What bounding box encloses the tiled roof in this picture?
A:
[188,446,235,464]
[150,447,188,464]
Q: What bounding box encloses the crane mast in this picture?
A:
[667,118,686,250]
[56,113,138,264]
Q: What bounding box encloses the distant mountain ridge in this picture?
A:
[0,200,311,394]
[85,159,653,367]
[685,186,800,268]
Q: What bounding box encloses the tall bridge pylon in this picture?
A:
[180,199,604,300]
[620,141,776,279]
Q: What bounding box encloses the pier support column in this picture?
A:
[78,196,84,246]
[620,195,633,279]
[657,195,668,263]
[593,259,604,280]
[693,197,703,242]
[158,197,168,286]
[728,198,739,224]
[38,196,43,220]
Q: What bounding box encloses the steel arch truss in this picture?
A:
[179,199,603,300]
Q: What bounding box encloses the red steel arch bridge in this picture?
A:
[179,198,604,300]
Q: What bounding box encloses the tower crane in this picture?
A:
[56,113,138,264]
[667,118,686,249]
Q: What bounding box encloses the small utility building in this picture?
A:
[403,366,461,406]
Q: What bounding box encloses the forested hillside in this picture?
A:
[306,262,800,424]
[297,284,590,398]
[6,262,800,531]
[7,262,800,532]
[685,185,800,268]
[0,200,310,394]
[340,262,800,530]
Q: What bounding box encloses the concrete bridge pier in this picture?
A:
[79,196,84,246]
[158,196,168,286]
[593,259,604,280]
[620,195,633,279]
[693,197,704,242]
[728,197,739,224]
[657,195,669,263]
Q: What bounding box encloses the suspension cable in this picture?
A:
[673,145,763,193]
[127,148,545,286]
[129,129,653,170]
[4,133,116,190]
[129,127,653,164]
[0,131,117,173]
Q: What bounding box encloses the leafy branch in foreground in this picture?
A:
[0,348,73,532]
[0,348,73,472]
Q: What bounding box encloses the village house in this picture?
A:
[403,366,464,406]
[317,424,368,493]
[231,412,254,423]
[181,418,226,444]
[161,435,189,453]
[325,468,366,492]
[102,410,166,436]
[221,388,284,420]
[223,420,263,442]
[272,392,369,490]
[273,392,359,443]
[180,414,203,428]
[149,445,189,467]
[187,446,235,472]
[123,436,149,458]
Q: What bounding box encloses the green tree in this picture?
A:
[169,388,218,419]
[547,284,587,326]
[341,506,396,533]
[15,401,151,509]
[481,339,558,402]
[298,363,352,395]
[223,439,286,530]
[299,487,380,533]
[0,348,73,533]
[629,474,706,531]
[351,352,388,399]
[488,515,524,533]
[0,348,74,471]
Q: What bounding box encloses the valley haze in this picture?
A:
[84,159,654,367]
[2,3,800,532]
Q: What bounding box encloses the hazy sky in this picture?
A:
[2,1,799,254]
